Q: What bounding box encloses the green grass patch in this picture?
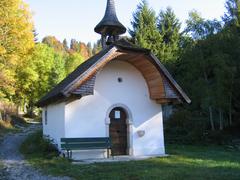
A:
[21,132,240,180]
[0,161,3,168]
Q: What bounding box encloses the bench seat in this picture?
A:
[61,137,112,159]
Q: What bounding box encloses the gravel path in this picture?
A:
[0,124,71,180]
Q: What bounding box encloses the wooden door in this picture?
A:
[109,107,128,155]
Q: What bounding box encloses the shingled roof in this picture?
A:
[37,39,191,107]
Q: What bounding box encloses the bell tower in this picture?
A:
[94,0,126,48]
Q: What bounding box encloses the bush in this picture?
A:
[21,131,59,159]
[164,109,209,144]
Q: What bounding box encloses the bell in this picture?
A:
[106,36,114,45]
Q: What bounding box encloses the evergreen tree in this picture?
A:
[129,0,162,56]
[63,39,69,51]
[70,39,80,52]
[92,40,102,55]
[157,7,181,66]
[87,42,93,57]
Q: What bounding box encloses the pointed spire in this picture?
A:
[94,0,126,47]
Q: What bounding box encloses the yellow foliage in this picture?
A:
[0,0,35,99]
[0,46,6,55]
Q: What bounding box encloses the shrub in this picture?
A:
[164,109,209,144]
[21,131,59,159]
[164,109,240,145]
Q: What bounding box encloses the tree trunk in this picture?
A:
[219,109,223,130]
[0,111,2,121]
[209,106,215,131]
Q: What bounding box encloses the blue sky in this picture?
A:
[25,0,227,44]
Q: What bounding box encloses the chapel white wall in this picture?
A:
[65,61,165,158]
[42,102,65,149]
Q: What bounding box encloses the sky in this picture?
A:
[25,0,227,44]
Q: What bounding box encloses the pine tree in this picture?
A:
[63,39,69,51]
[129,0,162,56]
[87,42,93,57]
[157,7,181,65]
[70,39,80,52]
[92,40,102,55]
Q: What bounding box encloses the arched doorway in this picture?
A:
[109,107,128,156]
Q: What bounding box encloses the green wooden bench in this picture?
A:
[61,137,112,159]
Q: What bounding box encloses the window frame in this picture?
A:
[44,108,48,125]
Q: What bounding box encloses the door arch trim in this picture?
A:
[105,104,133,156]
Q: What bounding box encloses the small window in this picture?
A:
[114,110,121,119]
[118,77,123,83]
[45,109,48,125]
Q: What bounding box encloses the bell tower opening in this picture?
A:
[94,0,126,48]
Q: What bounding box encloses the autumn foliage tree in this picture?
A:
[0,0,34,101]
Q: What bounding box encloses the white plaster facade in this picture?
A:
[43,61,165,159]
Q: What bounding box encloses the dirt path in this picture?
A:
[0,124,71,180]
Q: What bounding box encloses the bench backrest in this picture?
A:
[61,137,111,150]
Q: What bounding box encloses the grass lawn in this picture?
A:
[0,161,3,168]
[21,132,240,180]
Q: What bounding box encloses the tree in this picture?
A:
[65,53,84,75]
[70,39,80,52]
[185,10,222,40]
[92,40,102,55]
[87,42,93,57]
[0,0,34,100]
[70,39,90,59]
[178,18,237,131]
[223,0,240,27]
[42,36,65,53]
[63,39,69,51]
[157,7,181,67]
[15,43,66,114]
[49,53,66,86]
[129,0,162,56]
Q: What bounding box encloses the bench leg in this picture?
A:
[66,150,72,159]
[111,149,114,159]
[107,148,109,158]
[66,150,70,159]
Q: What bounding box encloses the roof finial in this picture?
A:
[94,0,126,47]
